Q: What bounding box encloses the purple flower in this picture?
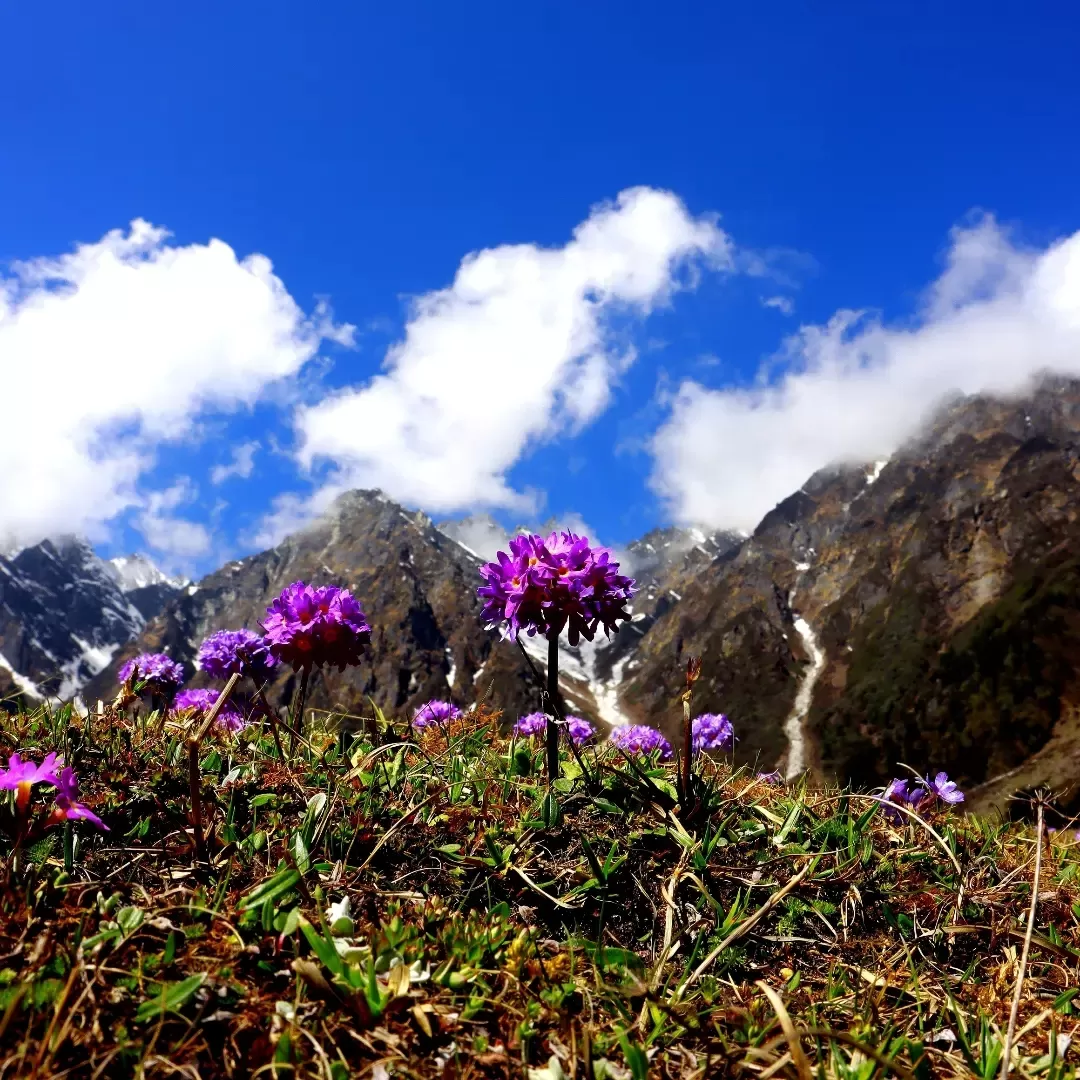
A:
[118,652,185,691]
[565,716,596,745]
[882,778,927,823]
[263,582,371,672]
[609,725,672,760]
[757,770,783,784]
[691,713,734,754]
[514,712,596,745]
[477,531,636,646]
[927,771,965,805]
[513,712,547,737]
[197,628,277,682]
[412,700,462,730]
[49,767,108,831]
[172,688,248,732]
[0,751,62,791]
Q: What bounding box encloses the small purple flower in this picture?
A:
[757,770,783,784]
[197,628,277,682]
[513,712,547,737]
[477,531,636,646]
[49,767,108,831]
[609,725,672,760]
[927,771,965,805]
[882,778,927,823]
[0,752,62,791]
[172,688,248,732]
[691,713,734,754]
[412,700,462,730]
[118,652,185,691]
[565,716,596,745]
[263,582,371,672]
[514,712,596,745]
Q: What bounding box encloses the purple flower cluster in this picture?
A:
[513,712,596,745]
[412,700,463,730]
[478,531,636,646]
[691,713,734,754]
[197,628,277,682]
[172,688,248,733]
[882,771,965,822]
[263,582,372,672]
[757,770,783,784]
[0,753,107,831]
[118,652,185,691]
[609,724,672,760]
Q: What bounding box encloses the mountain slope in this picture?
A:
[617,376,1080,811]
[0,538,179,701]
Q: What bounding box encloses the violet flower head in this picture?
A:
[513,712,548,738]
[263,582,371,672]
[609,725,672,760]
[412,700,462,730]
[0,751,62,791]
[118,652,185,691]
[691,713,735,754]
[197,628,276,682]
[50,767,108,831]
[565,716,596,745]
[882,778,926,823]
[172,688,248,733]
[758,770,783,785]
[927,771,965,805]
[514,712,596,745]
[477,531,636,646]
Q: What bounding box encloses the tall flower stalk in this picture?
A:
[478,530,635,781]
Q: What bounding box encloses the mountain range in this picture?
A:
[7,377,1080,815]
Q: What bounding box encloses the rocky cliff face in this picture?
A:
[619,376,1080,812]
[0,539,179,702]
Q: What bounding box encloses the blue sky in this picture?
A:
[2,2,1079,573]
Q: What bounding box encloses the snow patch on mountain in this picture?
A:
[0,652,43,700]
[108,554,185,592]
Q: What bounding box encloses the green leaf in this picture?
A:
[299,917,346,977]
[134,973,207,1022]
[618,1033,649,1080]
[240,868,301,910]
[293,832,310,874]
[116,906,144,937]
[249,793,278,808]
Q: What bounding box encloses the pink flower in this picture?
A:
[0,752,62,791]
[49,768,108,832]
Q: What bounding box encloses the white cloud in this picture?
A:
[650,214,1080,531]
[0,220,351,552]
[135,480,212,561]
[282,187,731,528]
[762,295,794,315]
[210,440,260,484]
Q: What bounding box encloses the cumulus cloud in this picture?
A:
[284,187,731,525]
[210,441,260,485]
[650,214,1080,531]
[0,220,350,552]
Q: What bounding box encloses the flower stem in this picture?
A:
[546,632,561,783]
[291,668,311,754]
[63,821,73,873]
